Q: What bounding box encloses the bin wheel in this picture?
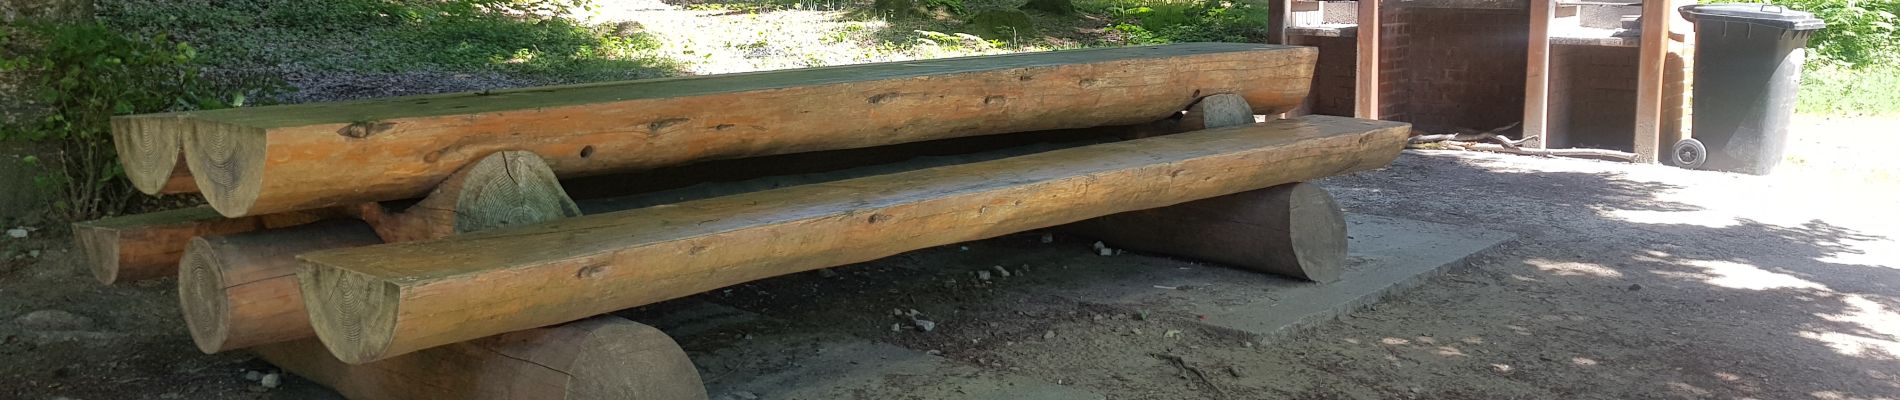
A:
[1669,138,1707,169]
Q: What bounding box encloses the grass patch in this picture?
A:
[97,0,679,80]
[1798,64,1900,116]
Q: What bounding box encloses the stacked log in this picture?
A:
[110,43,1316,217]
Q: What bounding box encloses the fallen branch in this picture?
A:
[1449,143,1637,162]
[1407,122,1526,149]
[1153,353,1225,397]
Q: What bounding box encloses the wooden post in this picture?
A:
[297,116,1412,364]
[1354,0,1381,119]
[1632,0,1671,163]
[1523,0,1554,149]
[180,151,580,353]
[253,316,706,400]
[1065,182,1347,282]
[1267,0,1291,44]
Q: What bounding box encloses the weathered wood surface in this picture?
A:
[114,43,1317,217]
[180,220,383,353]
[298,115,1411,364]
[1066,182,1348,282]
[180,151,579,353]
[72,206,324,285]
[253,316,705,400]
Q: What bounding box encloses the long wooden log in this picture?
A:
[181,151,579,353]
[115,43,1316,217]
[180,220,383,353]
[297,115,1411,364]
[254,316,706,400]
[72,207,325,285]
[1066,182,1348,282]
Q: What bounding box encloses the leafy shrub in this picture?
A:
[1713,0,1900,67]
[0,21,239,220]
[1089,0,1269,44]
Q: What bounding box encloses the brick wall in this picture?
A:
[1379,6,1413,121]
[1288,35,1357,117]
[1391,7,1529,131]
[1549,44,1638,150]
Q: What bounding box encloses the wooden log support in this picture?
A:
[180,150,579,353]
[180,220,383,353]
[1632,0,1672,163]
[1066,182,1348,282]
[1354,0,1381,119]
[1524,0,1554,149]
[253,316,706,400]
[297,115,1411,364]
[113,43,1317,217]
[72,207,325,285]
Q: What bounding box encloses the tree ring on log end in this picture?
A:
[451,151,581,233]
[185,122,268,217]
[179,238,231,354]
[74,228,122,285]
[300,267,400,365]
[566,320,708,400]
[114,118,186,195]
[1283,183,1347,283]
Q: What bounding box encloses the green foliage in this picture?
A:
[98,0,668,77]
[1797,64,1900,115]
[967,9,1037,40]
[1084,0,1268,44]
[0,21,238,220]
[1711,0,1900,67]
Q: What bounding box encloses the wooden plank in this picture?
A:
[113,43,1319,217]
[1632,0,1670,163]
[1066,182,1348,282]
[71,207,326,285]
[254,316,705,400]
[1524,0,1554,149]
[1354,0,1381,119]
[297,115,1412,364]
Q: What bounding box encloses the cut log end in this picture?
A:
[180,238,232,353]
[74,227,124,285]
[565,319,709,400]
[300,266,400,365]
[1276,183,1347,282]
[445,151,581,233]
[1181,93,1256,132]
[115,117,189,195]
[185,121,268,217]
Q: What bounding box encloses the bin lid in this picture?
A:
[1679,4,1826,31]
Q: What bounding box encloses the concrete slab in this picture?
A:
[1025,213,1516,340]
[622,301,1105,400]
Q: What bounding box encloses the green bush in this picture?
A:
[1086,0,1269,44]
[1714,0,1900,67]
[98,0,665,76]
[0,21,239,220]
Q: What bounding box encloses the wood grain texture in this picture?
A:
[71,207,325,285]
[119,43,1317,217]
[111,117,195,194]
[1355,0,1381,119]
[180,220,384,353]
[1524,0,1553,149]
[1065,182,1348,282]
[353,150,582,243]
[298,115,1411,364]
[181,151,579,353]
[253,316,705,400]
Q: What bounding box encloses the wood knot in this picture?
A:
[339,121,395,139]
[867,92,904,104]
[867,213,893,224]
[983,95,1007,106]
[576,264,608,279]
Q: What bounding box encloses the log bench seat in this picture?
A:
[75,42,1418,399]
[295,115,1409,364]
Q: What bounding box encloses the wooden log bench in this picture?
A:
[70,43,1415,398]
